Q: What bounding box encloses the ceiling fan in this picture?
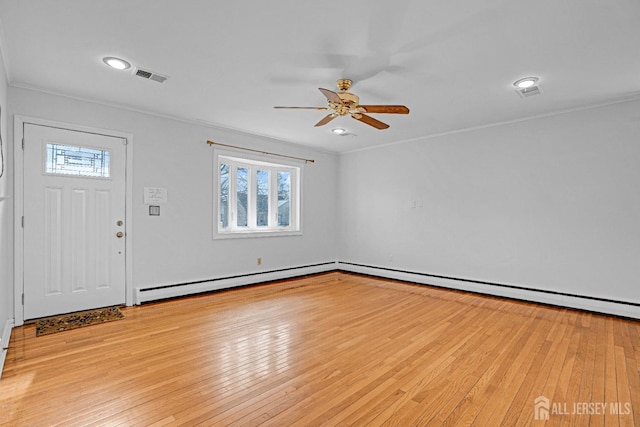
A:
[274,79,409,130]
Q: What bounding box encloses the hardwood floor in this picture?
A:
[1,272,638,426]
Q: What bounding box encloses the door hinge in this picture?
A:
[22,138,25,150]
[21,216,24,227]
[22,294,24,305]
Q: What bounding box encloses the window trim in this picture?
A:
[213,148,303,239]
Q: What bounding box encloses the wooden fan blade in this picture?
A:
[274,106,329,110]
[318,88,344,105]
[358,105,410,114]
[352,113,389,129]
[314,114,338,127]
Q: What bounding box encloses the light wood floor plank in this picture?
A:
[1,272,638,426]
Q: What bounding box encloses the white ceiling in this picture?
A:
[1,0,640,153]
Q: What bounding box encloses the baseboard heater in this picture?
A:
[337,262,640,320]
[134,262,337,304]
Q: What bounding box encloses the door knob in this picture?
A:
[116,231,124,238]
[117,220,124,226]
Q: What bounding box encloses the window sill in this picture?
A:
[213,229,302,239]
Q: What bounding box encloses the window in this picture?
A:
[214,149,301,238]
[45,143,110,178]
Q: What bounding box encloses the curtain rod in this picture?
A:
[206,140,315,164]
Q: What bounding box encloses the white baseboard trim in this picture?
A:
[135,262,338,304]
[337,262,640,319]
[0,319,14,379]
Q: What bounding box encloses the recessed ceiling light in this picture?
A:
[332,128,347,134]
[513,77,539,89]
[103,57,131,70]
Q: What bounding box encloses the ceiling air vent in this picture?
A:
[516,85,543,98]
[134,68,168,83]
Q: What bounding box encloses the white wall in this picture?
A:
[0,44,11,363]
[8,87,338,300]
[339,100,640,309]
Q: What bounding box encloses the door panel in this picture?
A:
[23,124,126,319]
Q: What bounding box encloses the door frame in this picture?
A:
[13,116,134,326]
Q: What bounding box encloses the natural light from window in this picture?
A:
[213,150,301,238]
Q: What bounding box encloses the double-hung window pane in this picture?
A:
[256,170,269,227]
[219,163,229,228]
[236,167,248,227]
[277,171,290,227]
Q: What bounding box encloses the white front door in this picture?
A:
[23,124,127,319]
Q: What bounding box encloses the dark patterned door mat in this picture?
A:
[35,306,125,336]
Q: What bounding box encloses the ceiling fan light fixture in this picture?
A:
[103,56,131,70]
[332,128,347,134]
[513,77,539,89]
